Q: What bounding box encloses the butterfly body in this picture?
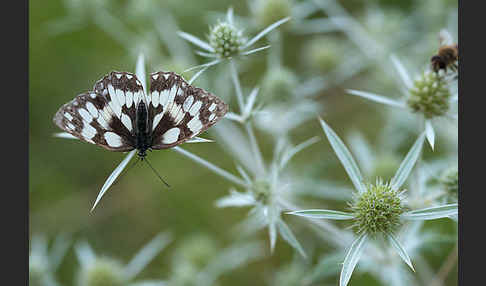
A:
[54,71,228,157]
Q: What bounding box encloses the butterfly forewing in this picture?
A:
[53,91,135,151]
[148,71,228,149]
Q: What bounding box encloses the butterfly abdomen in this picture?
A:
[135,101,151,157]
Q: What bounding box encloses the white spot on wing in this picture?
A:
[208,103,216,112]
[187,116,202,134]
[64,112,73,121]
[104,132,123,147]
[209,113,216,121]
[126,74,133,79]
[86,102,98,118]
[160,89,169,108]
[81,124,97,139]
[162,128,180,144]
[90,93,97,99]
[183,96,194,111]
[115,73,122,79]
[116,88,125,107]
[79,108,93,123]
[152,112,164,130]
[126,91,133,108]
[152,90,160,107]
[121,113,132,131]
[189,101,202,116]
[67,122,75,130]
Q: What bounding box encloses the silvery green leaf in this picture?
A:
[177,31,215,52]
[195,50,218,58]
[347,89,406,109]
[243,17,291,49]
[280,136,320,169]
[243,87,259,117]
[135,53,147,93]
[386,233,415,271]
[215,189,255,208]
[53,132,77,139]
[184,59,223,72]
[124,232,172,280]
[401,204,458,220]
[390,133,425,190]
[236,165,252,185]
[226,7,234,25]
[269,220,277,253]
[172,146,247,187]
[390,54,413,89]
[425,120,435,150]
[340,234,368,286]
[49,234,71,271]
[287,209,354,220]
[225,112,244,123]
[277,220,306,258]
[319,118,366,194]
[185,137,214,143]
[239,45,271,56]
[91,150,136,212]
[74,241,96,267]
[188,65,211,85]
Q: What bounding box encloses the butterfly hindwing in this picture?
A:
[53,91,135,151]
[148,71,228,149]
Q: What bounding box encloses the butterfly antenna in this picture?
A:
[112,156,141,188]
[144,158,171,189]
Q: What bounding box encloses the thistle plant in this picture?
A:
[287,118,458,286]
[75,232,171,286]
[178,8,290,71]
[29,234,71,286]
[167,234,263,286]
[347,53,458,150]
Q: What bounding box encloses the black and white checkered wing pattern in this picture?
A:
[147,71,228,149]
[53,71,143,151]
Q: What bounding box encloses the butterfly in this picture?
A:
[53,71,228,159]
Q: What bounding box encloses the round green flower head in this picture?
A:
[208,21,246,58]
[262,67,298,102]
[254,0,292,29]
[77,257,125,286]
[351,180,405,235]
[407,70,451,118]
[440,166,458,200]
[172,234,218,270]
[303,37,342,73]
[252,180,272,204]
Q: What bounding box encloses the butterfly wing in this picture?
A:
[147,71,228,149]
[53,71,144,151]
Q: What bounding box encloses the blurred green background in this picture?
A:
[30,0,458,285]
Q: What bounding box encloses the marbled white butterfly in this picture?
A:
[53,71,228,158]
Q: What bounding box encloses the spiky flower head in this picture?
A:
[351,180,405,235]
[261,67,298,102]
[407,70,451,118]
[254,0,292,29]
[440,166,458,201]
[77,257,125,286]
[251,180,272,204]
[208,21,246,58]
